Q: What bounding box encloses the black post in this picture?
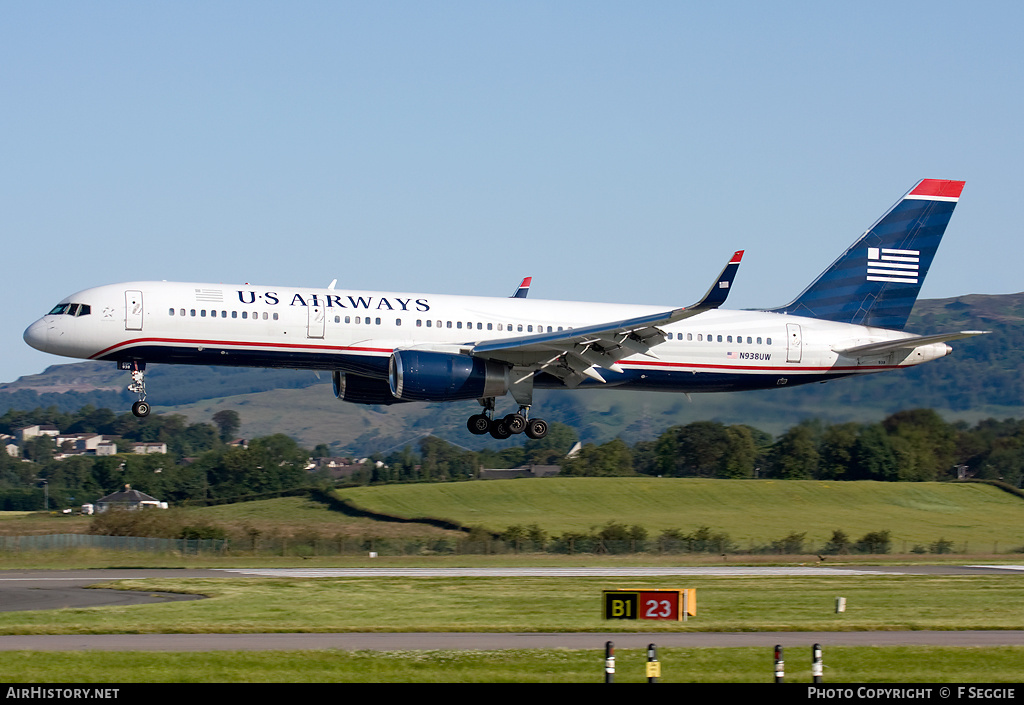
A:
[647,643,659,683]
[812,643,823,683]
[774,644,784,683]
[605,641,615,683]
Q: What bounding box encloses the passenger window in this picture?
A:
[757,337,762,344]
[726,335,732,343]
[487,323,493,330]
[426,320,432,327]
[396,319,402,326]
[767,338,772,345]
[374,317,380,325]
[457,321,463,329]
[717,335,723,342]
[231,311,237,319]
[242,311,247,319]
[169,308,175,316]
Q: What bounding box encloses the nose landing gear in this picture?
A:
[120,361,151,417]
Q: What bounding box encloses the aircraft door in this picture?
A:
[307,303,325,339]
[786,323,802,363]
[125,290,143,331]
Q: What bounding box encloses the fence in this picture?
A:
[0,533,227,554]
[0,534,1010,557]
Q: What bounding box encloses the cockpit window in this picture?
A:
[47,303,90,317]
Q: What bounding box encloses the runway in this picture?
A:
[1,565,1022,651]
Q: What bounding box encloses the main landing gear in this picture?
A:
[121,361,151,418]
[467,398,549,440]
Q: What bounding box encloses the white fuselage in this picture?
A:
[24,280,951,395]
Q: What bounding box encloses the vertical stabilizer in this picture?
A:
[767,179,965,330]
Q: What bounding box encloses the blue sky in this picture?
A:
[2,1,1022,383]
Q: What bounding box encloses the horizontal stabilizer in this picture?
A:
[833,330,988,357]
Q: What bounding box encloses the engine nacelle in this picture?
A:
[388,350,509,402]
[333,370,406,405]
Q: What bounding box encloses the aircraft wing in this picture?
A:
[469,251,743,386]
[832,330,989,357]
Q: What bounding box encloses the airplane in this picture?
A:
[24,178,986,441]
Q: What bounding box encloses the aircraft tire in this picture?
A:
[504,413,527,434]
[525,419,548,440]
[489,419,512,440]
[467,414,491,435]
[132,401,151,418]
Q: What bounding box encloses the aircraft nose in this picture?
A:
[23,318,49,352]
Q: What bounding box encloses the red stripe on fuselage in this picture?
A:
[89,337,394,360]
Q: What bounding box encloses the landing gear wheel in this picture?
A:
[467,414,491,435]
[525,418,549,440]
[504,413,527,434]
[131,400,151,418]
[489,419,512,440]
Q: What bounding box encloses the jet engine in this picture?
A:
[388,350,509,402]
[333,370,406,405]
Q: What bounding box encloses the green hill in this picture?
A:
[334,477,1024,552]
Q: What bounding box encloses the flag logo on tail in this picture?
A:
[867,247,919,284]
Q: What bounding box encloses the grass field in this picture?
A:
[4,481,1024,682]
[6,646,1024,683]
[334,477,1024,551]
[3,574,1024,635]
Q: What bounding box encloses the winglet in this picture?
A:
[510,277,532,299]
[689,250,743,311]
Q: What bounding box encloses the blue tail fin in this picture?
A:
[767,179,965,330]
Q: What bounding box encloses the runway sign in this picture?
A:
[602,589,696,621]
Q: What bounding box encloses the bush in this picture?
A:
[769,532,807,555]
[821,529,851,555]
[88,507,228,540]
[855,530,892,554]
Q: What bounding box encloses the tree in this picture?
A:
[850,424,899,481]
[882,409,957,481]
[767,424,819,479]
[817,423,860,480]
[561,439,633,476]
[211,410,241,443]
